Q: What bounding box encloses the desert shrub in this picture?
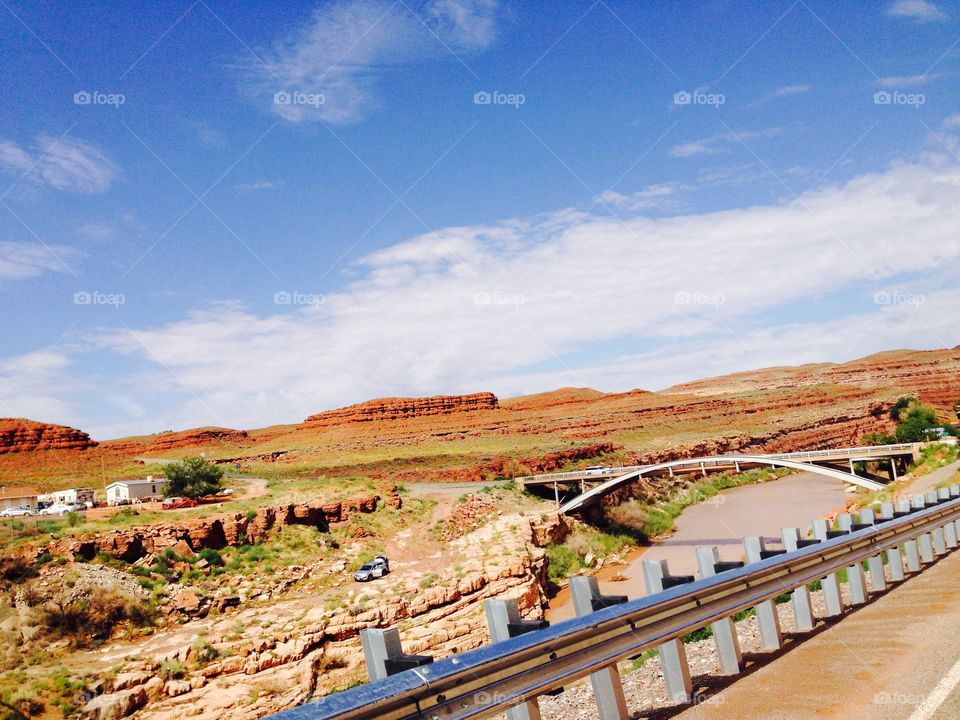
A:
[41,588,155,647]
[159,659,186,681]
[191,639,219,665]
[198,548,224,566]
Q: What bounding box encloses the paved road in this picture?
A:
[675,545,960,720]
[904,459,960,496]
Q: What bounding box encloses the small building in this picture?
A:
[106,476,168,505]
[38,487,95,508]
[0,488,39,511]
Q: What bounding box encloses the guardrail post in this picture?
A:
[360,627,433,682]
[695,547,743,674]
[812,520,845,616]
[899,499,922,572]
[926,491,948,555]
[569,577,631,718]
[858,509,886,592]
[879,502,906,582]
[780,528,815,631]
[742,537,783,649]
[641,561,693,703]
[913,495,936,563]
[837,515,868,605]
[484,599,545,720]
[951,486,960,544]
[938,489,958,548]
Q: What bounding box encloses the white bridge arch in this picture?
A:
[558,454,886,515]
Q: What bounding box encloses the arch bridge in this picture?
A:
[516,444,920,515]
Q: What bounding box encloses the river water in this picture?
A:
[544,471,848,623]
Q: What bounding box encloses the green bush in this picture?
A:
[198,548,224,567]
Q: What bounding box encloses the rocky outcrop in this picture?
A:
[148,427,249,451]
[0,418,96,454]
[301,392,499,428]
[21,489,401,564]
[79,512,566,720]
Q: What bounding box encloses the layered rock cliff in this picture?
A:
[0,418,96,454]
[301,392,499,428]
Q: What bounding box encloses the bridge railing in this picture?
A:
[269,486,960,720]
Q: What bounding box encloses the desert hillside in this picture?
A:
[2,347,958,489]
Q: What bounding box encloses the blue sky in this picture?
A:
[1,0,959,438]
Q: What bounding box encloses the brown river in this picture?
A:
[545,471,849,623]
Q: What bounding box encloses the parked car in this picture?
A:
[162,497,198,510]
[39,502,87,516]
[353,556,390,582]
[0,507,34,517]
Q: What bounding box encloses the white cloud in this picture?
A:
[670,128,783,158]
[775,84,811,97]
[235,180,283,192]
[0,241,78,280]
[78,157,960,430]
[596,182,689,212]
[0,135,119,194]
[885,0,947,22]
[877,74,937,87]
[0,350,80,424]
[944,114,960,129]
[249,0,500,124]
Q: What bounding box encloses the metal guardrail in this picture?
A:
[517,443,920,484]
[271,486,960,720]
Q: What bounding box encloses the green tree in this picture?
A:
[163,457,224,499]
[890,396,916,422]
[895,405,941,443]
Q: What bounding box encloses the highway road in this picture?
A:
[674,544,960,720]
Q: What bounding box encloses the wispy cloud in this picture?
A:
[877,73,939,87]
[235,180,283,192]
[775,84,810,97]
[0,241,79,280]
[248,0,500,124]
[80,157,960,430]
[670,127,783,158]
[885,0,947,23]
[597,182,689,212]
[0,135,119,194]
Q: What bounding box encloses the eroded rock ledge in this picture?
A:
[301,392,499,428]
